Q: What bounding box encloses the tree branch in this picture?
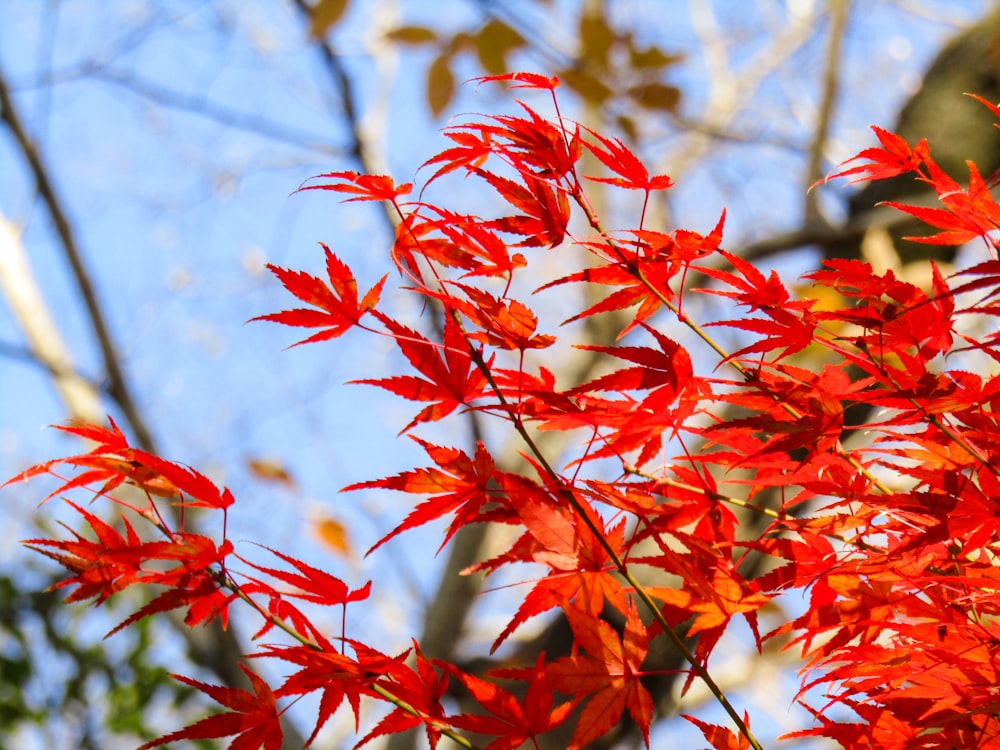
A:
[0,60,156,453]
[0,58,308,750]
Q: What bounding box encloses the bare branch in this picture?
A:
[0,57,308,750]
[0,60,156,453]
[803,0,851,222]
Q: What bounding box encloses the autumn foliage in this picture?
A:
[9,72,1000,749]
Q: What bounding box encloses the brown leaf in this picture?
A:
[384,25,438,45]
[308,0,349,39]
[427,53,456,119]
[247,457,295,487]
[311,514,352,557]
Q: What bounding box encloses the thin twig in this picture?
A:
[804,0,851,222]
[0,61,156,454]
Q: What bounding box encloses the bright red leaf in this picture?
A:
[138,664,282,750]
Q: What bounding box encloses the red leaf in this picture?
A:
[138,664,282,750]
[351,313,489,433]
[344,438,508,553]
[583,126,673,192]
[821,125,929,186]
[298,170,412,203]
[477,169,570,248]
[449,655,574,750]
[473,72,560,91]
[547,601,653,747]
[443,283,555,351]
[570,325,692,398]
[476,500,629,651]
[684,714,753,750]
[355,643,451,749]
[252,244,385,346]
[260,640,409,740]
[24,500,144,605]
[242,545,372,608]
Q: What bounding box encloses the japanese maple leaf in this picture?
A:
[241,545,371,607]
[487,104,583,180]
[420,127,495,184]
[484,499,629,651]
[344,437,508,553]
[539,256,670,336]
[23,500,144,605]
[473,72,561,91]
[449,654,575,750]
[138,664,282,750]
[260,639,409,742]
[651,564,770,641]
[353,312,489,433]
[884,159,1000,246]
[583,126,674,192]
[477,169,571,247]
[109,569,236,637]
[820,125,929,186]
[252,243,386,347]
[10,419,236,516]
[684,714,753,750]
[26,500,237,634]
[297,170,412,203]
[409,207,528,280]
[547,601,653,748]
[704,250,819,361]
[239,545,371,638]
[569,324,693,399]
[5,419,195,507]
[356,643,450,749]
[442,282,555,351]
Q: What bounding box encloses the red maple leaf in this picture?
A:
[478,169,571,248]
[885,159,1000,245]
[297,170,412,203]
[449,654,575,750]
[356,643,451,749]
[685,713,753,750]
[259,639,409,742]
[24,500,145,605]
[252,244,386,347]
[25,501,237,634]
[4,418,233,511]
[238,545,371,639]
[352,312,490,433]
[547,600,654,748]
[441,282,556,351]
[344,437,513,553]
[242,545,371,607]
[583,126,674,193]
[820,125,929,186]
[471,498,629,651]
[138,664,282,750]
[473,72,561,91]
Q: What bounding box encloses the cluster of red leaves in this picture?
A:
[9,75,1000,750]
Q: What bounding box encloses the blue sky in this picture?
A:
[0,1,992,747]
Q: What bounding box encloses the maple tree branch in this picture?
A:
[455,321,764,750]
[804,0,850,222]
[0,215,107,425]
[0,61,156,454]
[286,15,508,750]
[222,573,481,750]
[0,57,311,750]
